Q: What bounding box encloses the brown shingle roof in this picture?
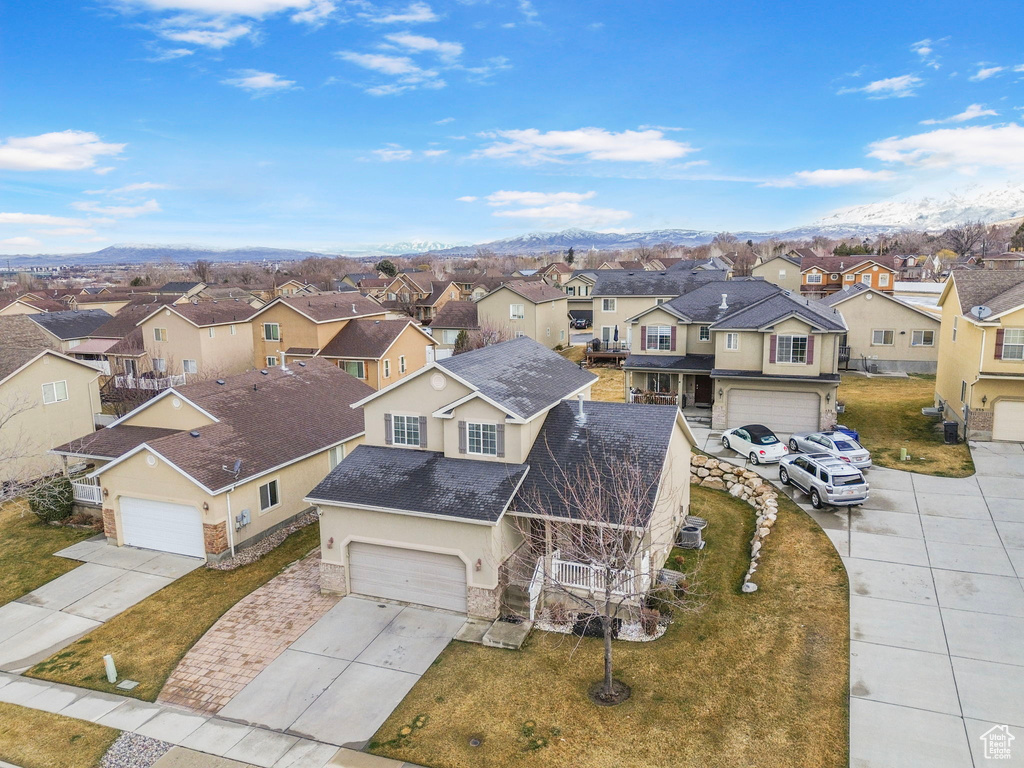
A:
[0,316,61,381]
[90,302,171,339]
[320,318,424,359]
[430,300,479,330]
[950,271,1024,316]
[106,328,146,356]
[800,255,897,274]
[52,425,180,459]
[490,280,567,304]
[171,301,258,326]
[269,292,385,322]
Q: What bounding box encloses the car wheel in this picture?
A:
[749,452,759,465]
[722,436,730,449]
[789,438,799,452]
[810,490,823,509]
[779,468,790,485]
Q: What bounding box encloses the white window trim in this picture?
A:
[341,359,366,379]
[725,332,739,351]
[510,303,526,320]
[878,273,890,287]
[871,329,895,346]
[183,359,198,374]
[153,358,167,373]
[383,359,391,378]
[154,327,167,342]
[392,413,420,446]
[646,325,672,351]
[601,298,617,312]
[698,325,711,342]
[229,324,236,335]
[861,274,871,284]
[952,316,958,342]
[806,273,823,284]
[466,421,498,456]
[208,327,215,338]
[329,444,345,470]
[399,355,407,374]
[266,355,278,367]
[258,478,281,513]
[776,334,808,364]
[1002,328,1024,360]
[42,380,68,405]
[911,330,935,347]
[263,322,281,342]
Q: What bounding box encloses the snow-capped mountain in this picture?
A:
[346,240,471,255]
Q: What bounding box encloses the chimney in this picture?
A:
[719,293,728,310]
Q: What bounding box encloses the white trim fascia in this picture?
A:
[89,444,216,494]
[249,296,385,325]
[130,303,172,329]
[977,373,1024,381]
[106,387,221,428]
[506,509,646,534]
[49,450,118,461]
[376,320,437,360]
[0,349,102,388]
[349,361,442,408]
[306,497,499,526]
[623,303,689,325]
[431,391,516,421]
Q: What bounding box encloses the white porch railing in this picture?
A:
[628,390,678,405]
[113,373,186,390]
[71,480,102,505]
[551,555,638,596]
[528,556,545,620]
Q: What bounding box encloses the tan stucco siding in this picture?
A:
[249,304,334,367]
[643,418,692,573]
[936,282,981,409]
[593,296,671,344]
[628,309,686,355]
[363,369,474,451]
[760,319,839,377]
[837,293,940,365]
[375,325,436,390]
[476,289,569,348]
[121,393,215,430]
[713,330,763,371]
[141,310,253,378]
[752,259,802,292]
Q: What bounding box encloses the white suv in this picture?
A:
[779,453,869,509]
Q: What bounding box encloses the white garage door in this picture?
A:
[348,542,467,613]
[992,400,1024,442]
[727,389,821,434]
[119,497,206,558]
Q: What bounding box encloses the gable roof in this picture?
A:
[306,445,528,524]
[788,248,817,261]
[818,281,940,320]
[430,300,479,330]
[757,253,802,268]
[320,318,431,359]
[254,292,385,323]
[483,279,566,304]
[0,315,63,382]
[164,300,259,327]
[89,301,173,339]
[591,269,728,297]
[655,280,781,323]
[712,293,846,332]
[52,425,180,460]
[800,255,897,274]
[947,270,1024,318]
[542,262,573,274]
[984,251,1024,261]
[27,309,113,340]
[155,281,205,294]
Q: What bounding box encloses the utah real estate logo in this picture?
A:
[980,724,1014,760]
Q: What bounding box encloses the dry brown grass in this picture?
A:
[27,522,321,701]
[0,501,96,607]
[0,702,119,768]
[369,486,849,768]
[559,345,625,403]
[838,374,974,477]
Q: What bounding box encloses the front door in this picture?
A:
[694,375,713,405]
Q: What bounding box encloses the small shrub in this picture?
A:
[28,476,74,523]
[546,602,572,625]
[554,343,565,351]
[645,585,677,617]
[640,607,660,635]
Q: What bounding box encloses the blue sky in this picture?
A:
[2,0,1023,254]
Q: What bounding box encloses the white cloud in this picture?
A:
[222,69,298,93]
[0,237,42,247]
[125,0,325,16]
[384,32,462,61]
[471,189,631,227]
[337,50,442,93]
[72,199,162,217]
[867,123,1024,171]
[159,21,253,48]
[372,147,415,161]
[517,0,539,23]
[911,37,945,69]
[148,47,195,61]
[39,227,97,236]
[423,149,448,157]
[970,65,1004,81]
[921,103,998,125]
[485,190,597,206]
[435,117,455,124]
[838,74,923,99]
[475,127,695,164]
[0,212,101,226]
[0,131,125,173]
[764,168,896,188]
[456,195,478,202]
[290,0,335,25]
[363,2,438,23]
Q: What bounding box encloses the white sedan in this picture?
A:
[722,424,789,465]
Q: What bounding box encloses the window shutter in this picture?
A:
[769,334,777,364]
[640,326,647,351]
[418,416,428,448]
[670,326,677,351]
[995,328,1005,360]
[496,423,505,458]
[384,413,393,445]
[458,420,467,454]
[806,335,815,365]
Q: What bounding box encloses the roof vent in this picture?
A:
[298,361,306,366]
[719,293,728,310]
[189,430,200,438]
[260,369,268,375]
[352,303,357,313]
[216,379,225,385]
[375,319,381,324]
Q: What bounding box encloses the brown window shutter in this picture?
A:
[806,335,815,365]
[995,328,1005,360]
[384,413,393,445]
[418,416,428,448]
[670,326,677,351]
[458,420,467,454]
[769,334,777,363]
[496,423,505,458]
[640,326,647,351]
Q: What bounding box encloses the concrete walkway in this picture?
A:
[0,537,202,673]
[692,427,1024,767]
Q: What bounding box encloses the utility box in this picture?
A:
[943,421,959,445]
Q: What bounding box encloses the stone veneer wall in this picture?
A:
[203,522,229,556]
[319,561,348,595]
[689,454,779,592]
[102,507,117,540]
[468,586,502,619]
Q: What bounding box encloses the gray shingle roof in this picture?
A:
[28,309,113,340]
[591,269,728,297]
[437,337,596,420]
[623,354,715,372]
[488,280,567,304]
[817,281,871,306]
[660,280,781,322]
[710,293,846,332]
[516,400,677,526]
[156,281,204,293]
[712,369,840,382]
[950,270,1024,316]
[307,445,528,523]
[430,300,479,330]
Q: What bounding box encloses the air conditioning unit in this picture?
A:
[677,526,705,550]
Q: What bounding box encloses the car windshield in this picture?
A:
[755,434,779,445]
[834,440,859,451]
[833,474,863,486]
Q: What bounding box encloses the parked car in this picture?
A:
[721,424,789,465]
[779,453,870,509]
[788,431,872,469]
[571,317,592,329]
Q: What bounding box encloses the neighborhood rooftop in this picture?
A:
[490,279,567,304]
[319,318,422,359]
[592,269,729,297]
[261,292,384,322]
[949,270,1024,317]
[429,300,479,330]
[27,308,113,340]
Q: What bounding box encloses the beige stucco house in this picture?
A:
[751,254,802,293]
[475,280,570,348]
[138,301,258,380]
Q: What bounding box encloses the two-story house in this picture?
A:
[563,270,597,327]
[751,253,802,293]
[475,280,570,348]
[800,256,898,298]
[427,300,479,357]
[935,271,1024,441]
[623,281,847,433]
[382,273,462,323]
[307,337,694,620]
[27,309,114,352]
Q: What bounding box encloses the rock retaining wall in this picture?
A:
[689,454,779,593]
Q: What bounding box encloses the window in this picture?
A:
[646,325,672,351]
[341,360,365,378]
[510,303,525,320]
[399,355,407,374]
[872,330,895,346]
[467,422,498,455]
[911,330,935,347]
[153,358,167,373]
[259,479,280,512]
[560,329,565,341]
[602,298,617,312]
[42,380,68,405]
[392,414,420,446]
[953,316,958,342]
[878,273,890,287]
[153,327,167,342]
[725,332,739,350]
[230,324,236,335]
[698,326,711,342]
[656,297,666,305]
[566,286,576,296]
[1002,329,1024,360]
[845,274,855,282]
[830,274,839,280]
[647,372,673,393]
[263,323,280,341]
[778,269,787,279]
[208,327,215,338]
[441,329,460,345]
[67,339,81,349]
[961,380,967,402]
[329,444,345,469]
[776,335,808,363]
[266,355,278,367]
[861,274,871,284]
[806,273,823,284]
[183,359,198,374]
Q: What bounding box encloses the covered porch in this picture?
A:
[623,354,716,410]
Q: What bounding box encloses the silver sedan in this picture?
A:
[788,431,872,469]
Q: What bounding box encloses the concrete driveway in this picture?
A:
[0,536,202,672]
[692,428,1024,767]
[218,596,464,749]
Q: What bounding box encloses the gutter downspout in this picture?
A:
[226,486,236,558]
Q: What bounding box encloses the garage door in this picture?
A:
[727,389,821,434]
[992,400,1024,442]
[348,542,467,613]
[119,497,206,558]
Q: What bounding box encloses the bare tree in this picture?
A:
[191,260,214,283]
[942,220,986,257]
[455,320,516,352]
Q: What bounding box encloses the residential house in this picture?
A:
[538,262,574,285]
[27,309,114,353]
[563,270,597,326]
[0,316,103,486]
[75,300,174,381]
[139,301,259,381]
[800,256,898,298]
[382,273,461,323]
[152,281,208,300]
[475,280,570,348]
[984,252,1024,270]
[307,337,694,619]
[935,271,1024,441]
[468,274,544,301]
[787,247,820,261]
[274,279,317,297]
[751,253,803,293]
[819,283,940,373]
[0,297,69,315]
[53,360,371,560]
[428,300,479,357]
[623,281,847,433]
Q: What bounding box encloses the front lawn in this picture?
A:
[838,373,974,477]
[369,486,849,768]
[0,501,97,607]
[0,702,120,768]
[26,522,320,701]
[559,345,624,403]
